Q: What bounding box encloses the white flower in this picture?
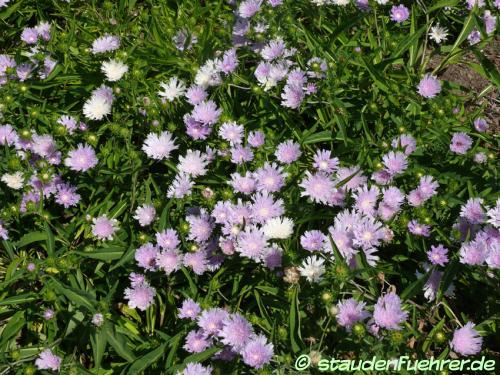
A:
[333,0,350,5]
[375,0,389,4]
[487,199,500,228]
[429,24,448,44]
[101,59,128,81]
[83,96,112,120]
[178,150,209,177]
[133,204,156,226]
[1,172,24,189]
[158,77,186,101]
[262,217,294,239]
[195,59,221,88]
[142,131,178,160]
[298,255,325,282]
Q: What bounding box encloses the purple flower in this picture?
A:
[134,204,156,226]
[241,334,274,369]
[392,134,416,155]
[390,5,410,23]
[236,226,267,261]
[261,39,286,61]
[156,229,180,250]
[187,210,213,243]
[183,330,211,353]
[417,74,441,98]
[192,100,222,125]
[43,309,55,320]
[427,244,449,266]
[251,192,284,223]
[300,230,326,252]
[382,151,408,176]
[336,298,370,329]
[373,292,408,330]
[21,27,38,44]
[16,63,33,81]
[91,215,119,241]
[184,251,208,275]
[313,149,339,173]
[178,363,212,375]
[35,349,61,371]
[299,171,335,205]
[219,122,244,145]
[135,243,158,271]
[275,140,301,164]
[231,145,254,164]
[354,185,380,216]
[336,166,367,191]
[219,48,238,74]
[92,313,104,327]
[197,308,229,335]
[473,117,488,132]
[248,131,265,148]
[55,183,81,208]
[450,322,483,356]
[219,313,254,351]
[466,0,485,10]
[156,250,183,274]
[460,198,485,224]
[92,34,120,54]
[167,173,193,198]
[254,162,287,193]
[450,132,472,154]
[0,124,18,146]
[178,299,201,320]
[57,115,78,134]
[64,144,98,172]
[484,10,497,35]
[124,282,156,311]
[407,220,430,237]
[281,84,305,109]
[185,85,207,105]
[474,152,487,164]
[35,21,51,41]
[230,172,256,194]
[238,0,262,18]
[459,239,487,265]
[418,175,439,199]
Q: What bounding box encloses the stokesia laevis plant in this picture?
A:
[0,0,498,374]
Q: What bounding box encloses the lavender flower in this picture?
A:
[336,298,370,329]
[241,334,274,369]
[92,35,120,54]
[124,282,156,311]
[373,292,408,330]
[91,215,119,240]
[134,204,156,226]
[219,313,254,351]
[178,299,201,320]
[64,144,98,172]
[450,322,483,356]
[450,132,472,154]
[183,330,211,353]
[390,5,410,23]
[427,244,449,266]
[417,74,441,98]
[35,349,61,372]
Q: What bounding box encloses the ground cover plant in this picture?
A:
[0,0,499,374]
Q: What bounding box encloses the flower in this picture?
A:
[43,309,55,320]
[373,292,408,330]
[427,244,449,266]
[450,132,472,154]
[219,122,244,145]
[83,94,112,120]
[262,217,294,239]
[92,313,104,327]
[101,59,128,81]
[197,308,229,335]
[238,0,262,18]
[219,313,254,351]
[192,100,222,125]
[486,199,500,228]
[156,250,183,275]
[336,298,370,329]
[429,23,448,44]
[158,77,186,101]
[177,363,212,375]
[417,74,441,98]
[55,183,81,208]
[460,198,485,224]
[142,131,178,160]
[298,255,325,282]
[313,149,339,173]
[124,282,156,311]
[382,151,408,176]
[275,140,301,164]
[241,334,274,369]
[156,229,180,250]
[390,5,410,23]
[254,162,287,193]
[300,171,335,205]
[178,150,209,177]
[450,322,483,356]
[300,230,326,252]
[91,215,119,240]
[134,204,156,226]
[92,35,120,54]
[178,299,201,320]
[1,171,24,189]
[183,330,211,353]
[35,349,61,371]
[473,118,488,132]
[135,243,158,271]
[64,144,98,172]
[407,220,430,237]
[21,27,38,44]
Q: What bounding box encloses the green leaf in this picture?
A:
[289,287,301,353]
[104,323,136,362]
[127,343,166,374]
[0,293,37,306]
[50,278,96,312]
[90,330,108,371]
[16,232,46,248]
[45,223,55,257]
[77,246,126,261]
[400,269,433,300]
[427,0,459,13]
